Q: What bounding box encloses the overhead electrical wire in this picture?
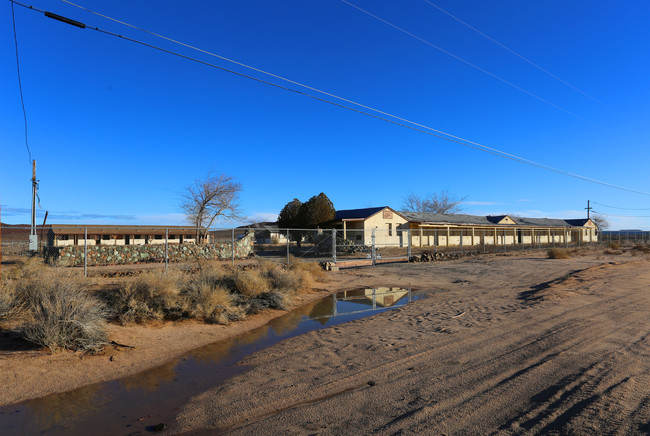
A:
[340,0,588,122]
[10,0,650,198]
[592,201,650,211]
[421,0,610,109]
[10,0,33,165]
[592,210,650,218]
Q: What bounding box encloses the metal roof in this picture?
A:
[400,212,591,228]
[237,222,280,231]
[335,207,389,220]
[47,225,198,235]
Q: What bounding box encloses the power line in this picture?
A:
[340,0,588,123]
[10,0,650,198]
[10,0,33,165]
[592,201,650,211]
[421,0,610,109]
[592,210,650,218]
[62,0,587,124]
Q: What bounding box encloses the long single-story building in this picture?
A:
[46,225,202,247]
[332,207,598,247]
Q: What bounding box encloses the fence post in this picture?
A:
[407,229,412,261]
[286,229,290,264]
[371,228,376,266]
[84,227,87,278]
[332,228,336,263]
[231,228,235,265]
[483,229,486,253]
[434,229,437,253]
[165,228,168,273]
[566,229,569,249]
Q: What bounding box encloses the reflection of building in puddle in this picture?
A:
[309,288,412,321]
[339,287,410,308]
[270,300,321,334]
[22,383,109,432]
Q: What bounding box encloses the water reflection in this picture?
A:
[20,384,108,432]
[0,287,427,436]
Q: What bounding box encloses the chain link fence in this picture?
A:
[1,224,648,277]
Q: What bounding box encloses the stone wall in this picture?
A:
[51,232,254,267]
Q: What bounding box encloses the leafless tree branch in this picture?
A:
[181,172,243,242]
[402,190,466,214]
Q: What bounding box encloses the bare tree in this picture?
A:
[402,191,466,214]
[591,213,609,230]
[181,172,242,242]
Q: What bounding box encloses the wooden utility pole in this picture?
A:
[29,160,38,251]
[585,200,592,220]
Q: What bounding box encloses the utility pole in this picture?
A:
[585,200,592,220]
[29,160,38,251]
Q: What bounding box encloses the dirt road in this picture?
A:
[176,252,650,434]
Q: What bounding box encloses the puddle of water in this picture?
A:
[0,287,436,435]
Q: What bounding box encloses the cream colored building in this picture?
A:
[333,208,598,248]
[334,207,409,246]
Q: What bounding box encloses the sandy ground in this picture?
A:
[1,248,648,435]
[174,249,650,435]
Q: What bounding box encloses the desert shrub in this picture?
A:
[111,270,185,324]
[258,260,301,292]
[233,270,269,297]
[3,257,48,281]
[13,270,107,353]
[547,248,570,259]
[0,284,17,323]
[182,281,240,324]
[248,291,294,313]
[609,242,620,250]
[290,260,325,281]
[633,244,650,253]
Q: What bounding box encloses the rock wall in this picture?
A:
[51,232,254,266]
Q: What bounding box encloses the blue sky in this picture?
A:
[2,0,650,230]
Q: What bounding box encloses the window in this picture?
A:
[102,235,110,241]
[155,235,163,240]
[388,223,393,236]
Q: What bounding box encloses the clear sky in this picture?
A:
[2,0,650,230]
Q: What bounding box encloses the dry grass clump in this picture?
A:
[107,265,246,325]
[0,283,18,323]
[233,270,269,297]
[547,248,570,259]
[183,282,240,324]
[111,270,185,324]
[609,242,620,250]
[183,265,244,324]
[632,244,650,254]
[12,269,108,353]
[286,256,326,281]
[103,259,324,325]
